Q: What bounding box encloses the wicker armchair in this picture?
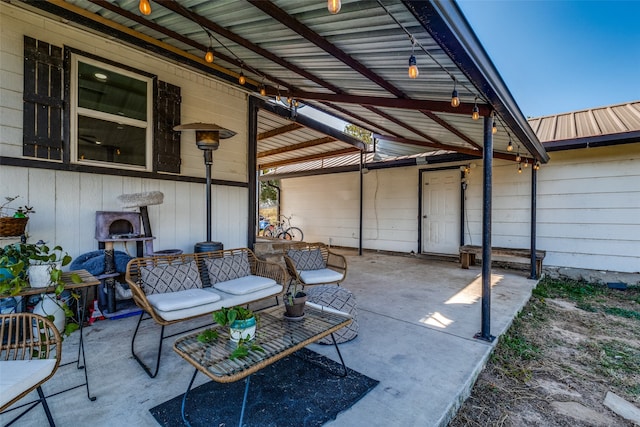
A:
[1,312,62,426]
[282,242,347,290]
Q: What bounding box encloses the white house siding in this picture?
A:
[0,4,249,256]
[535,144,640,273]
[281,144,640,275]
[462,160,534,250]
[281,167,420,253]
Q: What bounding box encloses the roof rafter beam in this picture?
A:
[152,0,413,142]
[258,136,336,158]
[259,147,361,170]
[250,1,482,142]
[375,134,527,162]
[249,0,408,98]
[257,123,304,140]
[267,89,491,117]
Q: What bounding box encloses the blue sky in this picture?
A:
[457,0,640,118]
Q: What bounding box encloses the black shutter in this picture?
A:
[23,36,63,160]
[154,80,181,173]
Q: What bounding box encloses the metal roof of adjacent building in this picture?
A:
[529,101,640,150]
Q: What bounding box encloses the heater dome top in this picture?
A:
[173,122,236,140]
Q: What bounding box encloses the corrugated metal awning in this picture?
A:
[19,0,549,169]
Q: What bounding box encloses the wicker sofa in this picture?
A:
[125,247,286,377]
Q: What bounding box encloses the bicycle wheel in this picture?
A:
[287,227,304,241]
[275,231,291,240]
[263,225,275,237]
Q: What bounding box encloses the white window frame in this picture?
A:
[70,54,153,171]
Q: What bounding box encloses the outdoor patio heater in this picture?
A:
[173,122,236,253]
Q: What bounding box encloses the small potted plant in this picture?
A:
[0,242,81,336]
[284,281,307,319]
[26,241,72,289]
[0,195,34,237]
[197,306,264,359]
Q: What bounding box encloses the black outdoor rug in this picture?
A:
[150,348,379,427]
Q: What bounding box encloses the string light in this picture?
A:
[204,48,214,63]
[451,80,460,108]
[328,0,341,14]
[139,0,151,15]
[515,149,521,162]
[259,85,266,96]
[534,161,541,170]
[492,119,498,134]
[238,70,246,85]
[507,137,513,152]
[517,163,522,174]
[286,97,292,105]
[524,159,529,168]
[472,97,480,120]
[408,55,418,79]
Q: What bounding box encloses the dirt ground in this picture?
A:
[449,277,640,427]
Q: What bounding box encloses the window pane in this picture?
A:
[77,116,146,166]
[78,62,147,121]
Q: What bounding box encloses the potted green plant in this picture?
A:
[26,242,72,289]
[0,242,81,336]
[197,306,264,359]
[284,281,307,319]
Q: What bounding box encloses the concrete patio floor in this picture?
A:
[1,249,539,427]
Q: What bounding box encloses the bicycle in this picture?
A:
[263,214,304,241]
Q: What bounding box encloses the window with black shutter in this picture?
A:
[23,37,181,174]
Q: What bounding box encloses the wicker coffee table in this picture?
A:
[173,303,352,426]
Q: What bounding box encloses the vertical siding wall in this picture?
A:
[537,144,640,273]
[281,167,420,252]
[282,145,640,274]
[0,4,249,256]
[0,166,247,256]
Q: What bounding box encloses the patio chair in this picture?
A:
[0,312,62,427]
[282,242,347,290]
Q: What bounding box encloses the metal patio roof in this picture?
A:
[17,0,549,171]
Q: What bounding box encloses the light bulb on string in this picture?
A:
[238,71,246,85]
[451,81,460,107]
[517,163,522,174]
[524,159,529,168]
[328,0,341,14]
[492,120,497,134]
[259,85,266,97]
[534,161,541,170]
[507,138,513,152]
[204,48,214,63]
[472,97,480,120]
[516,150,521,162]
[139,0,151,15]
[408,55,418,79]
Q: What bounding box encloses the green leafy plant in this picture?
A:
[197,306,264,359]
[0,242,81,336]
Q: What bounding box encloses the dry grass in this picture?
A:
[449,278,640,427]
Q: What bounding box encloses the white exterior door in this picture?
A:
[421,169,461,254]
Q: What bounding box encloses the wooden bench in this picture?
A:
[459,245,546,277]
